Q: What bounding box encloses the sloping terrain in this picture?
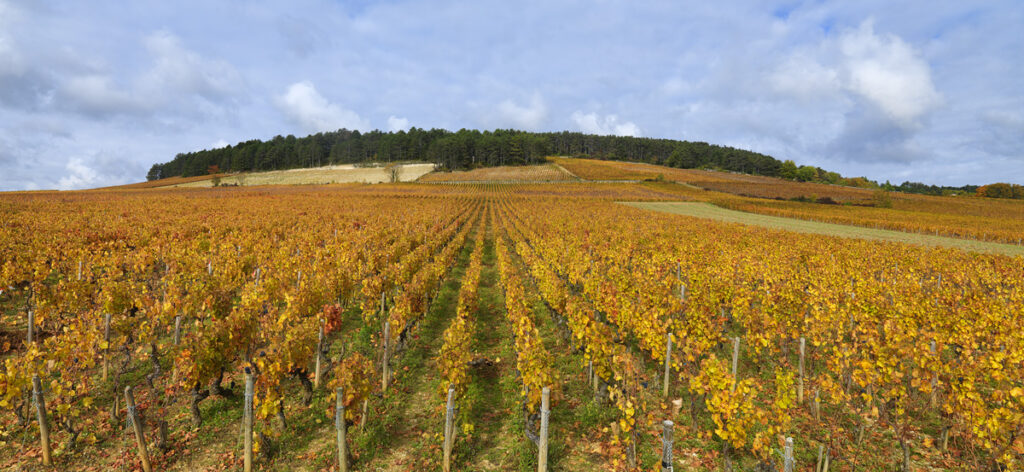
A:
[417,164,576,182]
[623,201,1024,257]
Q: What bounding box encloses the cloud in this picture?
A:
[276,81,370,133]
[764,19,944,165]
[0,1,23,77]
[0,32,22,78]
[0,1,1022,189]
[496,93,547,130]
[570,111,641,137]
[772,20,941,126]
[56,150,147,190]
[769,54,840,101]
[63,74,148,115]
[277,15,329,58]
[59,31,244,117]
[387,115,409,132]
[837,20,941,127]
[57,157,103,190]
[828,107,924,163]
[140,31,244,102]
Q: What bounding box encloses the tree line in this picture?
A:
[879,181,980,197]
[145,128,1012,201]
[146,128,809,182]
[974,182,1024,199]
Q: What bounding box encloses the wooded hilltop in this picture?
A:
[148,128,1008,198]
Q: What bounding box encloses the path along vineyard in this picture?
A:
[0,183,1021,471]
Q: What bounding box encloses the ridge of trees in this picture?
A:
[145,128,1009,199]
[146,128,819,183]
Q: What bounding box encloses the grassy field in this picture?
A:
[622,201,1024,257]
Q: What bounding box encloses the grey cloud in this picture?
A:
[975,110,1024,157]
[57,31,245,119]
[277,15,330,58]
[828,106,926,164]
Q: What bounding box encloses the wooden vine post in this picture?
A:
[798,337,806,403]
[813,390,821,421]
[815,444,831,472]
[538,386,550,472]
[731,337,740,392]
[102,313,111,381]
[929,340,938,408]
[315,324,324,389]
[125,386,152,472]
[380,290,391,393]
[360,399,368,431]
[382,320,391,393]
[783,437,794,472]
[32,375,52,466]
[443,386,456,472]
[336,387,349,472]
[663,333,673,398]
[661,420,674,472]
[243,367,254,472]
[26,309,34,344]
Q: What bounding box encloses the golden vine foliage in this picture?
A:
[328,353,374,423]
[0,183,1020,470]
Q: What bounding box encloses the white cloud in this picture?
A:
[838,20,941,126]
[769,54,840,101]
[211,139,229,149]
[387,115,409,132]
[570,111,641,137]
[141,31,243,101]
[57,157,102,190]
[770,20,940,127]
[276,81,370,133]
[496,93,547,130]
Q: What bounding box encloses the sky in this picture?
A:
[0,0,1022,190]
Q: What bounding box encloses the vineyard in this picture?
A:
[552,158,1024,244]
[1,183,1022,471]
[416,164,576,183]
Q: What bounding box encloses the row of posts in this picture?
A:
[26,369,712,472]
[656,327,810,471]
[30,374,153,471]
[24,345,795,471]
[26,295,814,470]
